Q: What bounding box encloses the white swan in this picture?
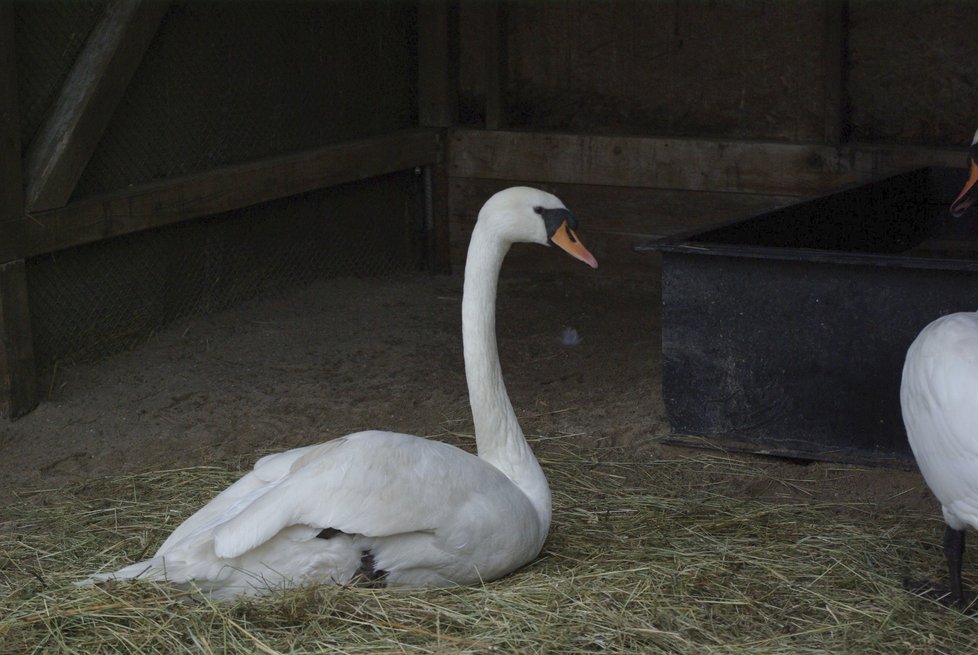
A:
[901,313,978,604]
[83,186,598,598]
[900,133,978,604]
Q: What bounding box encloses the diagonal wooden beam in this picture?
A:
[24,0,168,213]
[0,4,38,419]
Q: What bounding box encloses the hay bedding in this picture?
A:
[1,274,976,653]
[2,443,976,653]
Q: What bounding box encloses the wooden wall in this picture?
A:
[449,1,976,278]
[447,130,962,278]
[1,1,445,417]
[458,0,978,145]
[3,0,977,416]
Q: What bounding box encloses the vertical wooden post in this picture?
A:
[418,0,457,129]
[0,4,38,419]
[418,0,456,274]
[458,1,505,129]
[822,0,850,146]
[0,261,35,419]
[481,2,505,130]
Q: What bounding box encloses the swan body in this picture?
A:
[901,132,978,604]
[83,186,598,598]
[902,312,978,530]
[901,312,978,603]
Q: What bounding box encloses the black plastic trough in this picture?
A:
[638,167,978,466]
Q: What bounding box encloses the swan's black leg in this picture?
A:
[355,551,388,587]
[944,525,966,604]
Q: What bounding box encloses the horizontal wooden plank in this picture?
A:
[26,128,442,257]
[449,128,963,196]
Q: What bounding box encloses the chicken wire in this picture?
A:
[72,1,418,197]
[26,173,427,373]
[15,1,424,374]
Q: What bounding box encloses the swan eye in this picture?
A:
[533,206,544,215]
[539,207,575,240]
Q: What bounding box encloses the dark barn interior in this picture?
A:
[3,1,978,651]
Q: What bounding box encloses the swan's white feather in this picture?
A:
[210,430,543,562]
[153,444,319,554]
[901,312,978,531]
[87,431,544,597]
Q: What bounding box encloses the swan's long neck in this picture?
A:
[462,219,551,529]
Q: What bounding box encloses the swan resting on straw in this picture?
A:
[79,186,598,599]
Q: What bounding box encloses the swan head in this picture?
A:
[950,128,978,217]
[478,186,598,268]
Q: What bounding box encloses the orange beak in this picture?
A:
[950,157,978,218]
[550,221,598,269]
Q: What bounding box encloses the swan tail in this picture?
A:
[76,556,172,587]
[77,530,371,598]
[76,556,256,599]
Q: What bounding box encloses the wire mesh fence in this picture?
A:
[16,1,418,195]
[15,1,425,375]
[27,172,427,374]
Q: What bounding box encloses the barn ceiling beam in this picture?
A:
[0,4,37,419]
[25,128,443,258]
[449,128,962,198]
[23,0,168,213]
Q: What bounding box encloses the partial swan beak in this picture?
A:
[550,222,598,269]
[951,157,978,218]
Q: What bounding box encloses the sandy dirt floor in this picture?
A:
[0,269,935,521]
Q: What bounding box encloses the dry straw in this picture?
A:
[2,434,976,654]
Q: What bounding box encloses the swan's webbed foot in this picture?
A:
[905,526,977,611]
[315,529,388,588]
[350,551,388,588]
[904,577,978,610]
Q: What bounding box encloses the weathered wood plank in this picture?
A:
[24,0,168,212]
[418,0,457,128]
[0,261,36,419]
[471,1,505,129]
[0,4,37,419]
[822,0,850,145]
[0,2,24,265]
[449,128,962,197]
[416,2,454,272]
[426,162,452,274]
[26,128,443,257]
